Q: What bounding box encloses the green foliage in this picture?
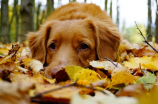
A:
[122,24,147,44]
[136,72,156,91]
[136,72,156,84]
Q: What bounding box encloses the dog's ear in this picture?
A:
[27,22,53,64]
[96,21,121,61]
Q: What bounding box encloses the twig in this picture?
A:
[134,21,158,53]
[33,83,75,98]
[76,84,108,95]
[32,82,108,98]
[104,57,118,67]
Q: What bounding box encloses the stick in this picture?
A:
[134,21,158,53]
[32,82,108,98]
[104,57,118,67]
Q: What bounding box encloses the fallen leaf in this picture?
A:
[125,56,158,70]
[29,60,43,74]
[55,68,70,83]
[136,72,156,90]
[124,56,152,69]
[65,65,83,80]
[90,60,122,72]
[34,84,79,103]
[0,53,15,64]
[73,69,101,82]
[22,58,43,74]
[111,67,135,85]
[0,48,8,56]
[115,84,147,98]
[20,47,31,58]
[135,45,158,57]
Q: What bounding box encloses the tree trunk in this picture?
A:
[147,0,152,41]
[36,3,41,30]
[116,0,119,27]
[69,0,76,2]
[1,0,10,43]
[110,0,112,18]
[105,0,108,11]
[40,9,46,25]
[9,0,18,42]
[0,8,2,43]
[15,0,19,42]
[47,0,54,16]
[20,0,34,42]
[155,1,158,43]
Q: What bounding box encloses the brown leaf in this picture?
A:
[56,69,70,83]
[8,44,20,55]
[92,68,107,78]
[0,62,16,71]
[0,62,16,81]
[34,84,79,103]
[135,45,157,57]
[12,73,52,84]
[79,89,95,96]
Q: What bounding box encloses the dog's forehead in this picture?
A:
[49,20,92,38]
[52,20,85,30]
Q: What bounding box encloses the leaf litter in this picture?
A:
[1,37,158,104]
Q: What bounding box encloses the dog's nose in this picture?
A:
[51,68,60,78]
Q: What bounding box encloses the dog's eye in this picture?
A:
[80,43,89,50]
[49,43,56,50]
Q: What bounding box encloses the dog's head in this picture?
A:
[27,19,120,78]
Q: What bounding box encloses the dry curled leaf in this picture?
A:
[22,58,43,74]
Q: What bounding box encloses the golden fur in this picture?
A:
[27,2,121,78]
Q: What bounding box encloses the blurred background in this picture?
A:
[0,0,157,44]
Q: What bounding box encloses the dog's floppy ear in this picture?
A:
[96,21,121,61]
[27,21,54,64]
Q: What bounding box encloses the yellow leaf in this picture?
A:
[0,53,15,64]
[76,80,90,86]
[124,56,152,69]
[22,58,31,69]
[119,44,126,53]
[142,57,158,70]
[0,48,8,56]
[73,69,101,82]
[65,65,83,80]
[125,56,158,70]
[44,76,55,84]
[111,67,135,85]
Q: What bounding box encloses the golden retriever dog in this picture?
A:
[27,2,121,78]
